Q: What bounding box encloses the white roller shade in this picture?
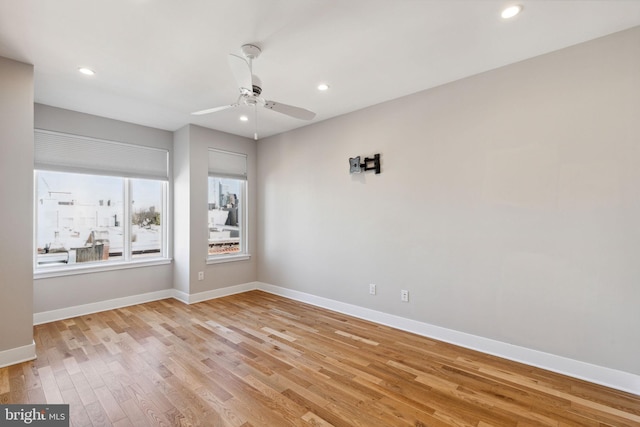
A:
[34,129,169,180]
[208,149,247,180]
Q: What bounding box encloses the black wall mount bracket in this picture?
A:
[349,153,381,174]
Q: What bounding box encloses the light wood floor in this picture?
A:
[1,291,639,426]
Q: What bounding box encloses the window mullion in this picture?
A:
[162,181,168,258]
[124,178,132,261]
[241,180,247,253]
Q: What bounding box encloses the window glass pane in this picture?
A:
[208,176,243,256]
[131,178,164,259]
[36,171,124,266]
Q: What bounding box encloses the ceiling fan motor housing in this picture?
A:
[241,43,261,60]
[251,74,262,95]
[191,41,316,133]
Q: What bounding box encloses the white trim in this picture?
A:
[33,289,175,325]
[0,341,36,368]
[179,282,259,304]
[206,254,251,264]
[172,289,191,305]
[34,258,172,279]
[255,282,640,396]
[33,283,261,324]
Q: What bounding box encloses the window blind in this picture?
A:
[34,129,169,180]
[208,149,247,180]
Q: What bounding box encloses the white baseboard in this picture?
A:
[33,289,175,325]
[29,281,640,396]
[33,283,261,324]
[256,282,640,396]
[175,282,259,304]
[0,341,36,368]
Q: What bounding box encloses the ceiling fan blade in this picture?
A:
[264,100,316,120]
[191,104,237,116]
[228,54,253,91]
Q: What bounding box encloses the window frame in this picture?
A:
[206,149,250,264]
[33,130,171,278]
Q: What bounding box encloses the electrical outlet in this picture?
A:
[369,283,376,295]
[401,290,409,302]
[198,271,204,281]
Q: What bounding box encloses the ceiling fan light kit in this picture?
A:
[191,43,316,140]
[501,5,522,19]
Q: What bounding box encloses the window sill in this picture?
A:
[206,253,251,265]
[34,257,172,279]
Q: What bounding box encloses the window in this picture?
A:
[34,130,169,271]
[131,178,165,258]
[207,149,248,259]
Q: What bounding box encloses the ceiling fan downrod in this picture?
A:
[254,103,258,141]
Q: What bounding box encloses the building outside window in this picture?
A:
[131,178,165,258]
[34,130,169,272]
[207,149,248,259]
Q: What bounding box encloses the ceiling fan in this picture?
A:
[192,44,316,140]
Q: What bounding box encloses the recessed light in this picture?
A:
[317,83,329,91]
[239,115,249,122]
[501,5,522,19]
[78,67,95,76]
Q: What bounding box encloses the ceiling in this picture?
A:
[1,1,639,140]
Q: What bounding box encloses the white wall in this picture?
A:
[0,57,34,362]
[257,27,640,375]
[173,125,191,294]
[173,124,258,296]
[33,105,174,313]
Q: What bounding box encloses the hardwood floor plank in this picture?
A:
[26,386,46,405]
[1,290,638,426]
[242,374,307,419]
[8,375,27,404]
[69,371,99,406]
[112,418,135,427]
[163,373,212,421]
[61,387,93,427]
[93,385,127,423]
[194,387,247,427]
[281,388,349,427]
[126,382,172,427]
[38,365,64,403]
[300,411,334,427]
[0,367,9,394]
